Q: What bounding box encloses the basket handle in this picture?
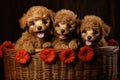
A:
[3,48,63,53]
[35,48,62,53]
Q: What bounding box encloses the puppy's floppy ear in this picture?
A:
[19,13,27,30]
[102,23,111,37]
[75,19,81,35]
[49,10,55,23]
[48,10,55,36]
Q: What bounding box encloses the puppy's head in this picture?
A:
[80,15,111,46]
[54,9,78,39]
[19,6,54,38]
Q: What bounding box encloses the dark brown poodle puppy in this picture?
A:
[80,15,111,47]
[15,6,54,54]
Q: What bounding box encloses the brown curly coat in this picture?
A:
[80,15,111,47]
[52,9,80,50]
[15,6,54,53]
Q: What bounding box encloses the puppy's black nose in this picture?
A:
[38,26,42,30]
[61,29,65,34]
[87,36,92,40]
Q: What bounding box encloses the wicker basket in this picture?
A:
[3,46,119,80]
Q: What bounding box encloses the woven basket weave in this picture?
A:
[3,46,119,80]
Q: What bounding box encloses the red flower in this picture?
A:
[78,46,94,62]
[59,49,76,64]
[39,48,56,63]
[107,39,118,46]
[2,41,15,49]
[0,41,15,58]
[15,49,31,64]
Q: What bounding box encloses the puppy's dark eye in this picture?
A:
[42,19,48,24]
[93,30,98,34]
[30,21,35,25]
[66,24,71,28]
[82,30,86,33]
[55,23,59,27]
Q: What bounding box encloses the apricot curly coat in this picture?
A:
[52,9,80,50]
[80,15,111,47]
[15,6,54,53]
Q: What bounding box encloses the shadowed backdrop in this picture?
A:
[0,0,120,79]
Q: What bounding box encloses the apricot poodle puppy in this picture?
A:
[15,6,54,54]
[80,15,111,47]
[52,9,80,50]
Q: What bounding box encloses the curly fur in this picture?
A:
[15,6,54,53]
[80,15,111,47]
[52,9,80,50]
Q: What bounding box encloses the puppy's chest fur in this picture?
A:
[94,37,107,47]
[52,38,72,49]
[34,38,47,48]
[22,31,49,48]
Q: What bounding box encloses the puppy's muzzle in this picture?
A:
[61,29,65,34]
[37,26,42,31]
[87,36,92,40]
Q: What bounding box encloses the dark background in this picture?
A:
[0,0,120,79]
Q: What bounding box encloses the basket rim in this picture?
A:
[3,46,119,53]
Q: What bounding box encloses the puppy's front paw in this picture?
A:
[24,45,35,54]
[43,42,52,48]
[69,40,78,50]
[26,48,35,54]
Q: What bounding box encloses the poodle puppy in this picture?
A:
[52,9,80,50]
[80,15,111,47]
[15,6,54,54]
